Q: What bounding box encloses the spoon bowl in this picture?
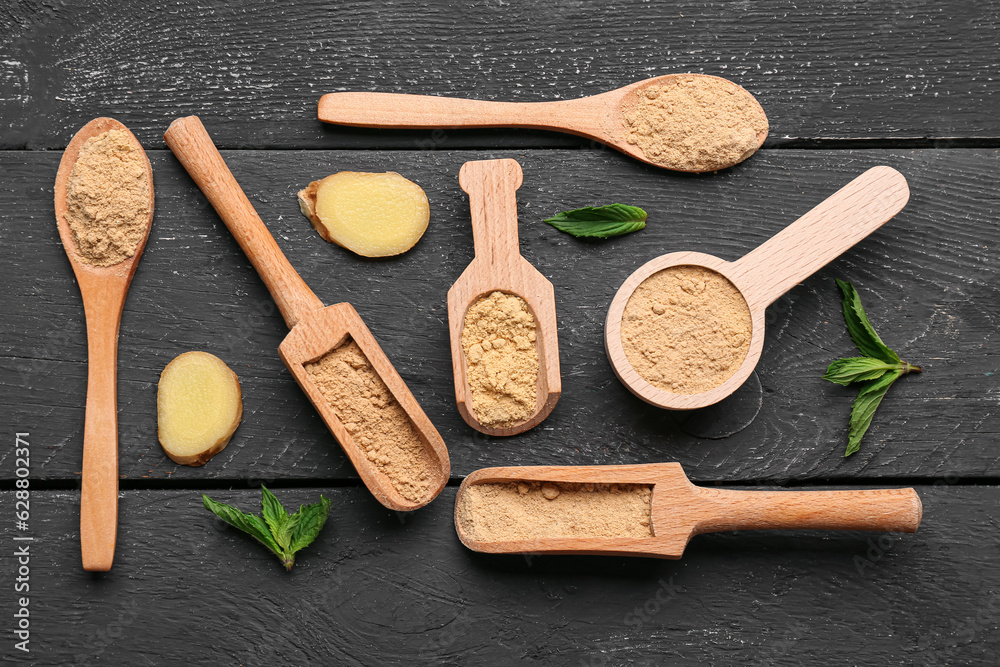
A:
[54,117,155,571]
[447,159,561,435]
[605,166,910,410]
[318,74,768,172]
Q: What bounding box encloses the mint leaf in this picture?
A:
[288,497,333,554]
[836,278,900,363]
[825,280,922,456]
[544,203,647,239]
[204,488,331,570]
[845,369,902,456]
[203,494,282,557]
[823,357,898,386]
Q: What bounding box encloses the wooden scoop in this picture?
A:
[606,166,910,410]
[447,159,560,435]
[456,463,922,559]
[318,74,768,172]
[164,116,449,511]
[54,117,155,571]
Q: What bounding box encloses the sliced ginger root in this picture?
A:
[298,171,430,257]
[157,351,243,466]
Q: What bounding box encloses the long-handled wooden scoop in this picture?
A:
[456,464,922,559]
[54,117,155,571]
[164,116,449,511]
[447,159,560,435]
[318,74,768,172]
[606,166,910,410]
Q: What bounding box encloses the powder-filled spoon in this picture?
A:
[164,116,449,511]
[54,117,155,571]
[447,159,561,435]
[318,74,768,173]
[455,463,922,559]
[605,166,910,410]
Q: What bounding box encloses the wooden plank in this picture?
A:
[1,148,997,482]
[3,484,997,664]
[2,0,999,150]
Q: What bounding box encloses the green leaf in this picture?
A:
[260,486,296,552]
[845,369,902,456]
[836,279,900,363]
[203,494,282,557]
[823,356,900,386]
[544,204,647,239]
[289,496,333,555]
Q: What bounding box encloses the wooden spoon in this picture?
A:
[163,116,449,511]
[54,117,155,571]
[605,166,910,410]
[447,159,561,435]
[318,74,768,172]
[456,463,922,559]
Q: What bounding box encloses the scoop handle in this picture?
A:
[691,486,922,534]
[730,166,910,308]
[458,159,524,264]
[164,116,324,329]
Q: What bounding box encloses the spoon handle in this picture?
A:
[458,159,524,264]
[318,92,591,131]
[164,116,325,329]
[79,280,125,571]
[691,486,922,534]
[730,166,910,308]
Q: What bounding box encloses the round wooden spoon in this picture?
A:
[447,159,561,435]
[318,74,768,172]
[605,166,910,410]
[54,117,155,571]
[456,463,922,559]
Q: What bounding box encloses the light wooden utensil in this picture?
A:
[447,159,561,435]
[456,463,922,559]
[317,74,767,173]
[54,117,155,571]
[606,166,910,410]
[164,116,449,511]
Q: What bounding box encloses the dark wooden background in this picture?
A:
[2,1,998,665]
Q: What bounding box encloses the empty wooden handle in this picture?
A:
[458,159,524,263]
[731,166,910,308]
[692,486,922,534]
[79,282,123,571]
[319,92,567,129]
[164,116,324,329]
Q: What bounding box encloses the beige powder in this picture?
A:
[65,129,151,266]
[461,291,539,427]
[621,265,751,394]
[621,76,768,172]
[305,340,436,503]
[457,482,653,541]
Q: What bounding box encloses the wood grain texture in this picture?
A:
[0,485,995,665]
[318,74,768,172]
[53,117,155,571]
[2,1,1000,150]
[162,116,449,510]
[448,159,560,435]
[605,166,910,410]
[2,149,998,484]
[457,464,921,558]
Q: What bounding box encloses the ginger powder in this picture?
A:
[461,291,539,427]
[457,482,653,542]
[621,75,768,172]
[621,266,752,395]
[65,129,151,266]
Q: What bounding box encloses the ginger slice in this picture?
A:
[157,351,243,466]
[298,171,429,257]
